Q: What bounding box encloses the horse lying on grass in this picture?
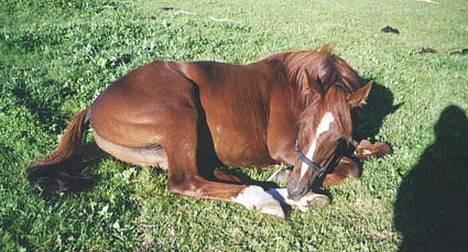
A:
[27,46,391,218]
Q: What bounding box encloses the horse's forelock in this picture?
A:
[283,47,360,96]
[283,47,359,140]
[297,88,353,143]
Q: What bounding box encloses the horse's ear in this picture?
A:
[302,70,322,95]
[347,81,372,107]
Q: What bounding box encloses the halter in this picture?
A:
[294,138,359,189]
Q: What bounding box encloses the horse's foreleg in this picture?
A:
[168,170,285,218]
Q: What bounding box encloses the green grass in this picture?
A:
[1,0,467,251]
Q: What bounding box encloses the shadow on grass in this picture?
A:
[11,78,74,134]
[394,105,468,251]
[353,79,402,140]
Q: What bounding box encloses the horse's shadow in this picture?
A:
[353,79,402,141]
[394,105,468,251]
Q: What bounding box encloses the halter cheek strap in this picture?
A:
[294,138,354,189]
[294,145,321,174]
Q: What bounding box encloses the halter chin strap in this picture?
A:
[294,138,357,189]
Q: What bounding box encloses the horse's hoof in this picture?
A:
[295,193,330,212]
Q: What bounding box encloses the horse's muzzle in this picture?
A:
[287,182,309,201]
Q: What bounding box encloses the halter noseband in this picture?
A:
[294,138,359,189]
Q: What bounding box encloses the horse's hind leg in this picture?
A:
[163,109,284,218]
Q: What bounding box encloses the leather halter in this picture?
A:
[294,138,359,189]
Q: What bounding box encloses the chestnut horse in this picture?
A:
[27,47,389,218]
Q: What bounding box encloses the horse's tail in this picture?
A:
[27,108,94,192]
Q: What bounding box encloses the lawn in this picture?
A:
[1,0,467,251]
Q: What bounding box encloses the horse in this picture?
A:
[27,46,391,218]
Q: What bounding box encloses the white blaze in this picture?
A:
[300,112,335,180]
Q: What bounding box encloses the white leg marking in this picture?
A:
[300,112,335,180]
[232,186,285,218]
[266,188,330,212]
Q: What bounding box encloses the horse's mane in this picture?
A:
[282,45,360,95]
[275,45,362,140]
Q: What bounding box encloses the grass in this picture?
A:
[1,0,467,251]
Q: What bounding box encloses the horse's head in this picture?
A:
[283,49,373,199]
